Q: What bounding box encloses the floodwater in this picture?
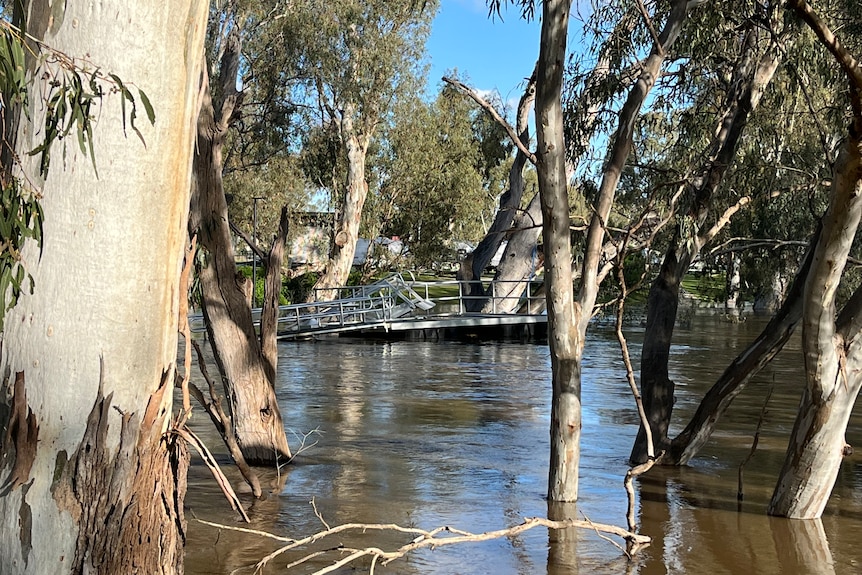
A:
[183,313,862,574]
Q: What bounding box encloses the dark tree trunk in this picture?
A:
[631,24,782,464]
[190,60,292,466]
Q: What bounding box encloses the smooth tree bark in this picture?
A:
[768,0,862,518]
[0,1,207,573]
[631,21,783,464]
[452,71,536,311]
[311,106,372,301]
[536,0,579,501]
[189,30,292,466]
[769,140,862,517]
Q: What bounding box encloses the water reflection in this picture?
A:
[184,316,862,574]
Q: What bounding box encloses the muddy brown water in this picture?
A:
[183,313,862,574]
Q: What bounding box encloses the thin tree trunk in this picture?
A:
[190,64,292,466]
[479,14,635,316]
[544,0,692,501]
[0,2,207,571]
[537,0,580,502]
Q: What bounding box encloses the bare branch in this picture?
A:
[442,75,537,164]
[230,219,268,262]
[174,427,250,522]
[698,195,751,245]
[194,513,651,573]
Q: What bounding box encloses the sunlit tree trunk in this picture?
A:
[543,0,692,501]
[769,128,862,518]
[766,0,862,519]
[189,35,291,466]
[536,0,580,502]
[0,1,207,572]
[478,14,633,316]
[311,105,372,301]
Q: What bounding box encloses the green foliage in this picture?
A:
[283,272,319,304]
[376,83,510,268]
[0,178,41,329]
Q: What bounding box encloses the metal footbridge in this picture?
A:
[192,273,547,340]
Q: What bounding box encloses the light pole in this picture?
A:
[252,196,264,304]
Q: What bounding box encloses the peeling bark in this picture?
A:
[0,372,38,495]
[55,373,188,574]
[0,2,207,571]
[190,46,292,466]
[769,128,862,518]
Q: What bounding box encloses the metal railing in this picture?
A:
[190,274,545,336]
[406,278,544,316]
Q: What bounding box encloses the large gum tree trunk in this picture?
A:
[312,106,371,301]
[190,59,292,466]
[0,1,207,572]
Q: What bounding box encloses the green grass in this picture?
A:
[681,272,727,302]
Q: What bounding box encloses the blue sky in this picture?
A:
[426,0,595,115]
[425,0,540,108]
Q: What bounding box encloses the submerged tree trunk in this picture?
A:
[0,2,207,572]
[189,43,292,466]
[769,136,862,518]
[665,226,818,464]
[311,105,372,301]
[538,0,579,502]
[544,0,692,501]
[768,1,862,512]
[632,23,783,463]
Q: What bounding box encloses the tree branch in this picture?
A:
[789,0,862,121]
[442,75,537,164]
[194,513,650,573]
[230,219,267,262]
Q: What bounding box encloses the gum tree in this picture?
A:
[0,1,207,572]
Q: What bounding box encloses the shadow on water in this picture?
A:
[183,313,862,574]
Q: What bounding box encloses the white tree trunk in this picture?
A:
[768,133,862,518]
[312,106,371,301]
[0,2,207,572]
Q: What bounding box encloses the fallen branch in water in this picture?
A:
[195,511,650,574]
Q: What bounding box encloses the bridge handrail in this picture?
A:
[189,274,544,336]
